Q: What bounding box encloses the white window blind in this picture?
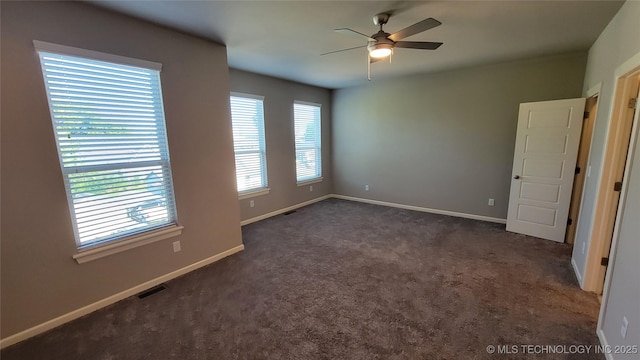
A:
[230,94,268,193]
[37,49,178,248]
[294,101,322,182]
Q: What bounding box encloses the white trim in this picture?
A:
[571,83,601,288]
[597,62,640,341]
[293,100,322,108]
[240,195,331,226]
[571,257,583,287]
[587,82,602,98]
[230,92,264,101]
[583,50,640,292]
[33,40,162,70]
[240,194,507,226]
[1,194,517,347]
[331,195,507,224]
[296,177,323,187]
[238,188,270,200]
[73,225,184,264]
[614,50,640,77]
[597,328,615,360]
[0,244,244,349]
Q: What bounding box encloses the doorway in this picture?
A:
[566,95,598,244]
[584,66,640,294]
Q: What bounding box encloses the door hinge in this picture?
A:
[584,111,590,119]
[575,166,581,174]
[601,257,609,266]
[629,97,638,109]
[567,218,573,226]
[614,181,623,192]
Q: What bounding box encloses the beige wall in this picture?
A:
[572,0,639,279]
[332,53,587,219]
[1,2,242,338]
[229,69,332,221]
[2,0,634,349]
[576,1,640,357]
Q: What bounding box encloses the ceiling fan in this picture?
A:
[323,13,443,80]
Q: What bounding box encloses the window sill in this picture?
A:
[297,177,323,187]
[72,225,184,264]
[238,188,270,200]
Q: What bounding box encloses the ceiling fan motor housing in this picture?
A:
[373,13,390,26]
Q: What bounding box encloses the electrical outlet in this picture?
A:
[488,198,495,206]
[621,316,629,339]
[587,165,592,178]
[365,184,369,191]
[309,185,313,192]
[250,200,255,208]
[173,241,181,253]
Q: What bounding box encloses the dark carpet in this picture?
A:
[2,199,603,360]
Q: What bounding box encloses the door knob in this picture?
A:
[514,175,521,179]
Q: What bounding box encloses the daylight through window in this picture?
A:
[37,45,178,248]
[293,101,322,182]
[230,94,268,193]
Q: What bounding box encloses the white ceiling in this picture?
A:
[90,0,624,89]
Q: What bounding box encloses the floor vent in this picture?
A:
[137,284,167,299]
[283,210,297,215]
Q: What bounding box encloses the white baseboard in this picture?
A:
[1,195,508,348]
[331,194,507,224]
[0,244,244,349]
[240,195,332,226]
[597,328,615,360]
[571,257,584,288]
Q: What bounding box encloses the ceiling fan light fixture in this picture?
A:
[368,43,393,58]
[329,14,443,80]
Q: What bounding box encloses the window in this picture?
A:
[293,101,322,183]
[230,94,268,194]
[36,42,178,250]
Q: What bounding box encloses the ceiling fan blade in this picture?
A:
[394,41,443,50]
[335,28,375,41]
[388,18,441,41]
[320,45,366,56]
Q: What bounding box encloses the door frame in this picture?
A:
[597,63,640,345]
[566,91,599,244]
[583,53,640,293]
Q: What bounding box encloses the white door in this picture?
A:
[506,98,586,242]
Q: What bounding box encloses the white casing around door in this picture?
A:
[506,98,586,242]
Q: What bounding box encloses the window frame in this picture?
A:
[293,100,323,184]
[230,92,270,198]
[34,40,182,263]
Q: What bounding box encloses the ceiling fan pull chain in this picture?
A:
[367,53,372,81]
